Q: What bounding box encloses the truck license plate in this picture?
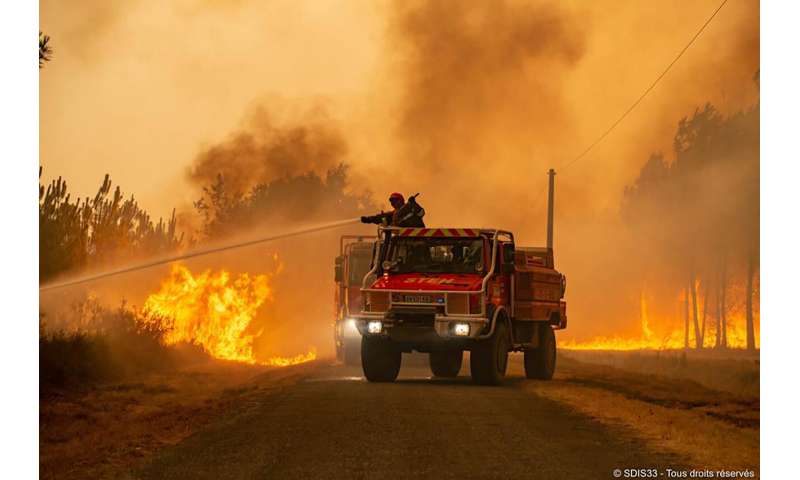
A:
[403,295,431,304]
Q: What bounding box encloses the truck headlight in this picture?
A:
[344,319,359,336]
[367,321,383,334]
[453,323,470,336]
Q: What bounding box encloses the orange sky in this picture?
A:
[40,0,758,221]
[40,0,759,345]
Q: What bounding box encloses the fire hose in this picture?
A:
[39,217,362,292]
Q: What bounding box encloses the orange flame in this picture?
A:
[141,263,316,366]
[263,348,318,367]
[559,289,759,351]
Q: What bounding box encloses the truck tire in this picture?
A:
[524,323,556,380]
[429,350,463,377]
[361,336,401,382]
[470,320,510,385]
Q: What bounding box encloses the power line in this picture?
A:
[532,0,729,218]
[42,2,730,288]
[39,218,361,292]
[559,0,729,172]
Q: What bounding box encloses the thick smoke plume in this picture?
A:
[394,0,585,171]
[188,107,348,197]
[374,0,587,230]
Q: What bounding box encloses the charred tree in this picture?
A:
[700,281,708,348]
[714,274,721,349]
[746,248,757,350]
[683,287,690,349]
[622,102,758,352]
[690,274,701,349]
[720,258,728,349]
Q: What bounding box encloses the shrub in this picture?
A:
[39,299,200,396]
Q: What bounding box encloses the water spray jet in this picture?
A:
[40,217,362,292]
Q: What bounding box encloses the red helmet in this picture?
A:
[389,192,404,205]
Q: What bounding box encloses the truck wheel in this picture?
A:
[524,324,556,380]
[429,350,463,377]
[470,320,510,385]
[344,342,360,366]
[361,336,401,382]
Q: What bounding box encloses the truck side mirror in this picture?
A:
[500,244,515,275]
[334,256,344,283]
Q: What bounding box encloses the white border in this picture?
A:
[0,0,794,477]
[0,0,40,477]
[761,1,800,478]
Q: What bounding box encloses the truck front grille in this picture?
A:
[386,306,435,327]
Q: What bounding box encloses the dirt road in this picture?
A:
[129,356,686,479]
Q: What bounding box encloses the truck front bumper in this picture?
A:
[352,312,489,341]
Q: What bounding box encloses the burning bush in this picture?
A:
[141,263,316,366]
[40,260,317,397]
[142,264,273,364]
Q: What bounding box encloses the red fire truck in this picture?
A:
[334,235,378,365]
[352,170,567,385]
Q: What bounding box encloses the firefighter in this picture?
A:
[361,192,425,227]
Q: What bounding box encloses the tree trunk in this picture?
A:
[714,271,721,349]
[746,249,756,350]
[683,287,690,349]
[690,274,701,349]
[700,281,708,348]
[720,258,728,349]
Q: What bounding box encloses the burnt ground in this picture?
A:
[555,353,760,429]
[127,357,689,480]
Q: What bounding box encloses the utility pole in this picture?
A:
[547,169,556,251]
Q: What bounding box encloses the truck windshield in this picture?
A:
[385,237,484,274]
[348,251,373,285]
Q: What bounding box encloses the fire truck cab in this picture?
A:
[352,226,567,385]
[334,235,378,365]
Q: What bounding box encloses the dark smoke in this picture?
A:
[392,0,585,174]
[182,105,378,358]
[188,106,348,196]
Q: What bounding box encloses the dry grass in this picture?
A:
[39,360,315,480]
[521,353,759,472]
[561,349,760,396]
